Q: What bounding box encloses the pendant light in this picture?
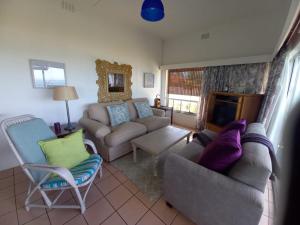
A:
[141,0,165,22]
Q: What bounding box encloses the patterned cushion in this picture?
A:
[134,101,153,118]
[41,154,102,189]
[106,103,130,127]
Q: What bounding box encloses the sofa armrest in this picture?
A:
[164,153,264,225]
[152,108,165,117]
[79,118,111,139]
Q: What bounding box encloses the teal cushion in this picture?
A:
[106,103,130,127]
[134,101,153,118]
[41,154,102,189]
[7,118,56,181]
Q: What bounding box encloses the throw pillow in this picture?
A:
[39,129,90,169]
[220,119,247,135]
[198,129,242,173]
[106,103,130,127]
[134,101,153,118]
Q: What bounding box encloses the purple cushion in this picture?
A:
[220,119,247,135]
[198,129,242,173]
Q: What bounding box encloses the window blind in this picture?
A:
[168,68,203,96]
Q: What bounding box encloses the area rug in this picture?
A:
[111,140,187,201]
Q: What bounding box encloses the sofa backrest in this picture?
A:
[88,101,123,126]
[228,123,272,192]
[126,98,149,121]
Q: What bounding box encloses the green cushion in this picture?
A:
[39,129,90,169]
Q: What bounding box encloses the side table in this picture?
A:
[151,105,173,124]
[50,123,83,138]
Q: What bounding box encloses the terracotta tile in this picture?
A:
[25,214,51,225]
[106,185,133,209]
[259,215,269,225]
[73,184,104,208]
[94,167,111,183]
[0,210,18,225]
[14,166,23,175]
[113,171,128,183]
[96,175,120,195]
[136,191,158,208]
[0,176,14,190]
[64,215,87,225]
[104,163,119,174]
[0,197,16,217]
[123,180,139,194]
[14,172,29,184]
[172,213,196,225]
[0,168,14,179]
[118,196,147,225]
[101,212,126,225]
[0,185,14,201]
[152,198,177,225]
[17,200,46,225]
[15,181,29,195]
[48,199,80,225]
[84,198,114,225]
[137,210,165,225]
[46,190,75,213]
[16,191,42,209]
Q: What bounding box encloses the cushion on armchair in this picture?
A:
[41,154,102,189]
[39,129,90,169]
[198,129,242,173]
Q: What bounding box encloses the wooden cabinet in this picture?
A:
[205,92,263,132]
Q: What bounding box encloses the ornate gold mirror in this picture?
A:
[95,59,132,102]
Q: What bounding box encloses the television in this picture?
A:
[211,101,237,126]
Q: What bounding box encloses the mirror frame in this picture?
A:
[96,59,132,102]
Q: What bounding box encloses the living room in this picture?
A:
[0,0,300,225]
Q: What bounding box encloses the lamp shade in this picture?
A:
[141,0,164,22]
[53,86,78,101]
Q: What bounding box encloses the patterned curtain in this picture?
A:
[258,48,289,129]
[197,63,269,130]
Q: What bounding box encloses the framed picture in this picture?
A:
[143,72,154,88]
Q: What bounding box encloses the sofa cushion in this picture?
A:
[228,123,272,192]
[88,101,123,126]
[220,119,247,135]
[106,103,130,127]
[136,116,170,132]
[134,101,154,118]
[126,98,149,121]
[104,122,147,147]
[198,129,242,173]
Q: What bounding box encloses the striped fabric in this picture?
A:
[41,154,102,189]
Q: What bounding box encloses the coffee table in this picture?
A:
[131,126,192,175]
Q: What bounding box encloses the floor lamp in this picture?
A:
[53,86,79,131]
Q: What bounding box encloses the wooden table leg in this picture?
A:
[132,144,137,163]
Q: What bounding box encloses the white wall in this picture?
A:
[162,11,289,65]
[0,0,162,170]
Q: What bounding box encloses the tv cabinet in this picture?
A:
[205,92,263,132]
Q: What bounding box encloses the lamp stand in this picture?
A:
[64,100,75,131]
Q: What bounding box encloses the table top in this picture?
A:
[151,105,173,110]
[50,123,82,138]
[131,126,191,155]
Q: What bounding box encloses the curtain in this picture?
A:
[197,63,269,129]
[257,48,289,129]
[168,68,202,96]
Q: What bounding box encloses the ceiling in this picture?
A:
[79,0,291,40]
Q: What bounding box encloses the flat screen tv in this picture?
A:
[211,101,237,126]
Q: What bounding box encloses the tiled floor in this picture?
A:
[0,162,274,225]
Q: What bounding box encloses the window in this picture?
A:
[30,59,66,88]
[167,68,203,114]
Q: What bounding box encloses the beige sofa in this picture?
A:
[79,98,170,161]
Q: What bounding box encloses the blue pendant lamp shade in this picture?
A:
[141,0,165,22]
